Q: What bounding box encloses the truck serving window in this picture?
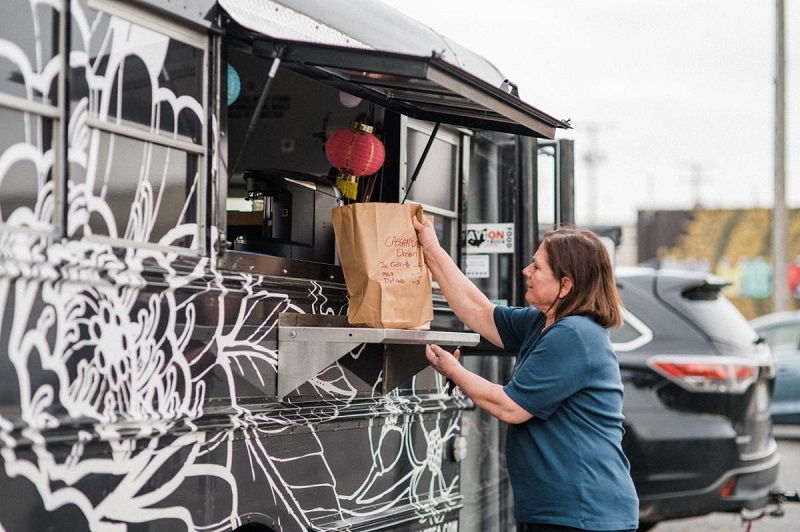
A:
[223,51,379,263]
[218,9,569,275]
[67,1,207,253]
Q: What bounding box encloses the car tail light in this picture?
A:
[647,355,758,393]
[720,476,738,497]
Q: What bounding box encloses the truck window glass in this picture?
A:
[106,41,204,144]
[0,109,54,231]
[84,132,199,247]
[402,119,460,259]
[404,127,458,211]
[537,141,557,227]
[467,131,516,304]
[0,0,59,233]
[67,2,205,251]
[0,1,59,102]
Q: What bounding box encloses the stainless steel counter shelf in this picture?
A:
[278,313,480,399]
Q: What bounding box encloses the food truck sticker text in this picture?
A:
[465,223,514,254]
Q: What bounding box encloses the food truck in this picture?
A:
[0,0,570,530]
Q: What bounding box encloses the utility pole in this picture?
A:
[690,163,703,208]
[773,0,789,311]
[583,125,603,225]
[646,173,656,210]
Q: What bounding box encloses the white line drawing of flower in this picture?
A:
[0,2,463,530]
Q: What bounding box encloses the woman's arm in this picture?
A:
[426,344,532,424]
[413,216,503,347]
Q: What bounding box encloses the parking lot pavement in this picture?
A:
[653,425,800,531]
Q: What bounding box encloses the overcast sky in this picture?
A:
[381,0,798,225]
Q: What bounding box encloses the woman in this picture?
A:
[411,219,639,532]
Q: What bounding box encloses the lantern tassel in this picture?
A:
[336,174,358,200]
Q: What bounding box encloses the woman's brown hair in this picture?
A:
[542,227,623,328]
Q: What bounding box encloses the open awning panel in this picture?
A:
[221,3,570,138]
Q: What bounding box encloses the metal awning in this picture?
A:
[220,2,570,138]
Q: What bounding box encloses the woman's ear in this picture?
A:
[559,277,573,299]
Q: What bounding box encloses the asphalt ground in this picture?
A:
[653,425,800,532]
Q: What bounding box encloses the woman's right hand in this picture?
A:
[412,214,440,252]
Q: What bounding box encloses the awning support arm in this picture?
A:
[402,121,440,203]
[230,47,284,176]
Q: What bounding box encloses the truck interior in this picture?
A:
[217,9,569,327]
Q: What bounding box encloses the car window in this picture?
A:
[609,309,653,352]
[610,320,640,344]
[759,323,800,352]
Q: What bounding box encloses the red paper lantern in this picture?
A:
[325,122,385,199]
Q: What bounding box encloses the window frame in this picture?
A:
[0,0,64,238]
[399,117,464,259]
[0,97,61,237]
[77,0,210,256]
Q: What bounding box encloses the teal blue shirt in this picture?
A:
[495,306,639,530]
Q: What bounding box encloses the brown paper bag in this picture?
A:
[332,202,434,328]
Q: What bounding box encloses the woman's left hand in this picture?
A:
[425,344,461,378]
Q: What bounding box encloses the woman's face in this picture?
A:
[522,244,563,313]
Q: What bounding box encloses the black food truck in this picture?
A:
[0,0,572,530]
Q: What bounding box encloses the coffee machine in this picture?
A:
[234,169,340,263]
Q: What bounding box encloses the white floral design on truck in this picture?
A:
[0,1,463,531]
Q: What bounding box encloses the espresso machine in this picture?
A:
[235,169,340,263]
